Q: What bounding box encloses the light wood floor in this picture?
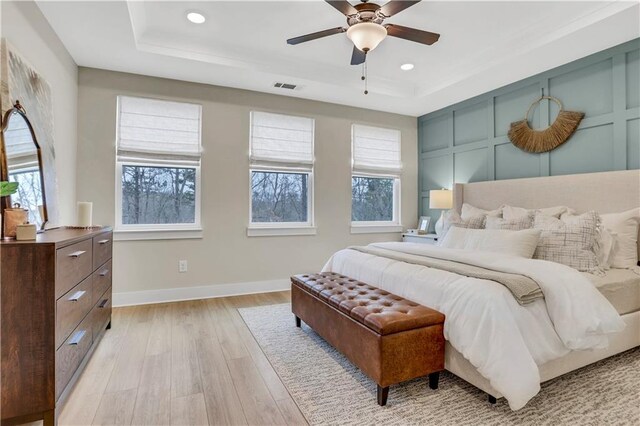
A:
[56,291,307,426]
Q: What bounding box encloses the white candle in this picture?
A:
[77,202,93,227]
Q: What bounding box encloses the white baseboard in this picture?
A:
[112,278,290,307]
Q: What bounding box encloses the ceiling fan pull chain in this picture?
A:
[363,59,369,95]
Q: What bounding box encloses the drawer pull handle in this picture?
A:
[68,290,87,302]
[68,250,86,258]
[98,239,110,245]
[68,330,86,346]
[99,269,109,277]
[98,299,109,308]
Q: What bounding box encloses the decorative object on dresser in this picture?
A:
[76,201,93,227]
[291,272,445,406]
[1,227,113,426]
[402,232,438,245]
[0,101,49,236]
[429,189,452,237]
[508,95,584,153]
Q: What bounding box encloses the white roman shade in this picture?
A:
[117,96,202,165]
[250,111,314,170]
[352,124,402,175]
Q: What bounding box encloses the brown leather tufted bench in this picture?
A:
[291,272,445,406]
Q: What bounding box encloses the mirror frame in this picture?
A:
[0,101,49,233]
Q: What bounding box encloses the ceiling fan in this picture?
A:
[286,0,440,66]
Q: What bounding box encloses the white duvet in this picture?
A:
[322,242,625,410]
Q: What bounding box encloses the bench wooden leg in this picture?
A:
[428,372,440,390]
[377,385,389,406]
[488,394,497,404]
[295,316,301,328]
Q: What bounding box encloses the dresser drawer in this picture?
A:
[56,277,93,349]
[56,239,93,299]
[92,287,112,338]
[92,260,112,305]
[93,232,113,271]
[55,315,92,400]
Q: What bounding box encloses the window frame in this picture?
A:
[350,172,402,233]
[247,168,316,236]
[247,111,316,237]
[350,124,402,234]
[114,96,203,241]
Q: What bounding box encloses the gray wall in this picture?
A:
[77,68,417,300]
[418,38,640,224]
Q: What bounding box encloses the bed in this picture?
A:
[323,169,640,410]
[447,169,640,404]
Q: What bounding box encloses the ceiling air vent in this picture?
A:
[274,82,297,90]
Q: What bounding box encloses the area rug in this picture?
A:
[238,303,640,426]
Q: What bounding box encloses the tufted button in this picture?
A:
[359,291,367,295]
[398,310,408,314]
[360,301,369,306]
[382,302,392,307]
[370,296,379,301]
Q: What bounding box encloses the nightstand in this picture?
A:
[402,233,438,245]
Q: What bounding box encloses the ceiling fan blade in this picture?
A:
[350,46,366,65]
[287,27,346,45]
[380,1,421,17]
[385,24,440,45]
[325,0,359,16]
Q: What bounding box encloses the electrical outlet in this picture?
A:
[179,260,188,273]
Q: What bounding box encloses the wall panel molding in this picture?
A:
[418,38,640,219]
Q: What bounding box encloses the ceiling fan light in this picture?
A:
[346,22,387,52]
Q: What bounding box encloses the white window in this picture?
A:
[248,111,315,236]
[351,124,402,234]
[115,96,202,240]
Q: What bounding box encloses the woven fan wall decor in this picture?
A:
[508,96,584,153]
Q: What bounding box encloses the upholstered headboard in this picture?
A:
[453,170,640,259]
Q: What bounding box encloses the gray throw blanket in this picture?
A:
[349,246,544,305]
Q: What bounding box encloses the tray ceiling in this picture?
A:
[37,1,640,116]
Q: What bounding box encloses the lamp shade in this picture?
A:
[429,189,453,209]
[346,22,387,52]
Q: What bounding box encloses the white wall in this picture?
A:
[1,0,78,224]
[77,68,418,305]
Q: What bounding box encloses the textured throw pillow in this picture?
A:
[533,211,601,273]
[503,205,571,221]
[600,208,640,269]
[486,215,533,231]
[439,227,541,258]
[561,212,614,270]
[441,210,486,238]
[460,203,502,221]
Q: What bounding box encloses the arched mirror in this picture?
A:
[0,101,48,231]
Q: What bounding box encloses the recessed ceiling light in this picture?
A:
[400,63,415,71]
[187,12,206,24]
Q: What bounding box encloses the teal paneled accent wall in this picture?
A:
[418,39,640,224]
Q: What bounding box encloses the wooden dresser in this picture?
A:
[1,227,113,426]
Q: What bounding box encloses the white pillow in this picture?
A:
[439,227,541,258]
[600,208,640,269]
[503,205,570,221]
[461,203,502,221]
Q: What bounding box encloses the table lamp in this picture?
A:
[429,189,453,237]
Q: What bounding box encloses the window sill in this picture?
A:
[247,226,317,237]
[114,228,203,241]
[350,224,403,234]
